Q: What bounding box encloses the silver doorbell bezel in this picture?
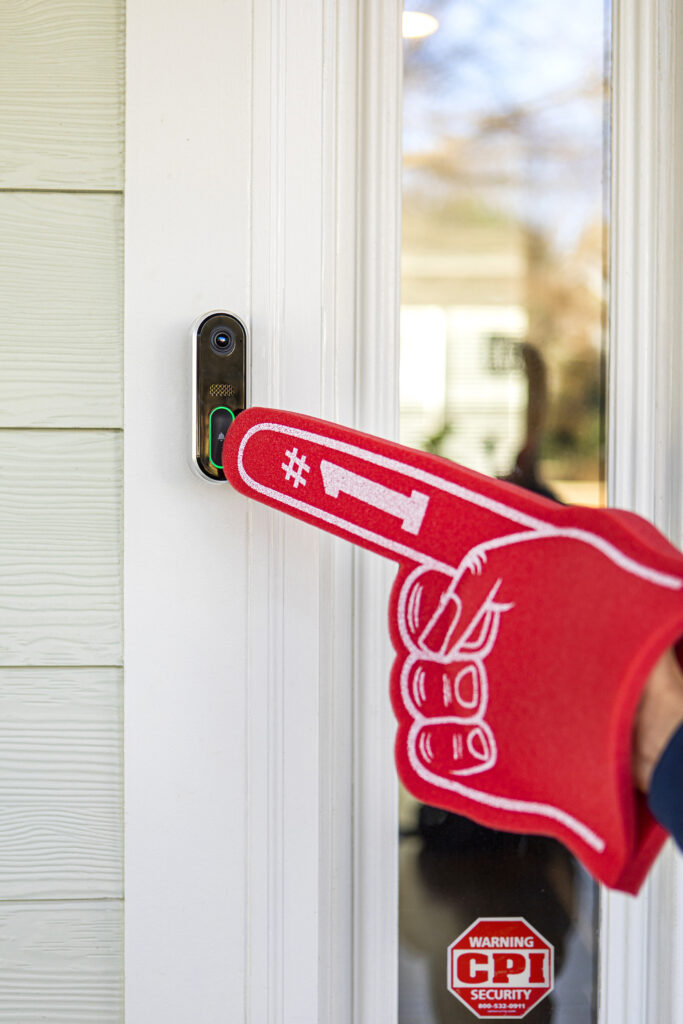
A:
[191,310,249,481]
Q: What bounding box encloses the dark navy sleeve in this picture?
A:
[648,721,683,850]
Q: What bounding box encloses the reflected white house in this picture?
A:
[400,218,528,477]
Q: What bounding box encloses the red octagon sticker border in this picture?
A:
[447,917,554,1019]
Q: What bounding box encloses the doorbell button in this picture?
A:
[209,407,235,469]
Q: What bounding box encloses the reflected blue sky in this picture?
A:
[404,0,609,250]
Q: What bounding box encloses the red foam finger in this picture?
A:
[223,407,558,570]
[224,408,683,893]
[389,539,683,893]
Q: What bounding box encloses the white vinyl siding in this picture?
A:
[0,0,124,1019]
[0,901,122,1023]
[0,432,121,665]
[0,193,123,427]
[0,668,122,897]
[0,0,123,189]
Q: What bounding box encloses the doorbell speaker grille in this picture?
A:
[209,383,236,398]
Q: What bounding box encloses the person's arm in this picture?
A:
[632,646,683,848]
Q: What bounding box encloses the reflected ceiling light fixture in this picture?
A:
[402,11,439,39]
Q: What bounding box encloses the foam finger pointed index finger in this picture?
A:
[222,407,542,569]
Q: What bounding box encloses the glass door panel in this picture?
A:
[400,2,610,1020]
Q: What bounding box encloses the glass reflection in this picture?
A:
[400,1,609,1020]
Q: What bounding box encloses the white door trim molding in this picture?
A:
[246,2,402,1022]
[602,1,683,1021]
[352,3,403,1021]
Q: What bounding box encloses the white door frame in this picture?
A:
[124,1,401,1022]
[602,1,683,1021]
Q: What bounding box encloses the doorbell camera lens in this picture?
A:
[210,327,236,356]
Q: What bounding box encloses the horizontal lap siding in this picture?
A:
[0,668,122,898]
[0,0,124,189]
[0,193,123,427]
[0,0,124,1018]
[0,431,122,666]
[0,901,122,1022]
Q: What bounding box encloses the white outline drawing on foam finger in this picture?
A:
[398,564,501,779]
[468,725,493,761]
[401,653,490,723]
[395,563,606,851]
[399,575,499,780]
[410,718,498,778]
[397,564,514,663]
[414,580,463,658]
[455,665,480,709]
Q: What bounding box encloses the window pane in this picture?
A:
[400,1,609,1020]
